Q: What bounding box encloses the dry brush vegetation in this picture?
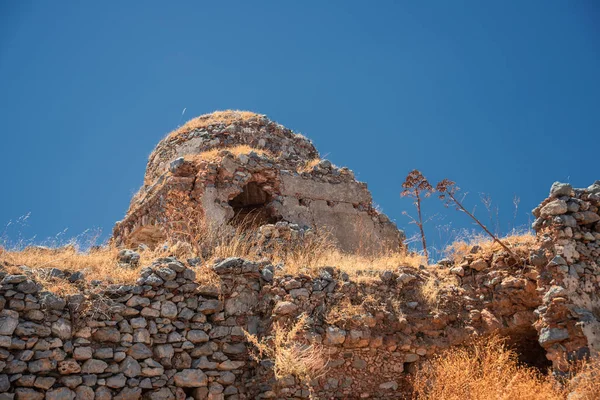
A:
[2,169,598,399]
[412,336,600,400]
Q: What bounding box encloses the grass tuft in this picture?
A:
[244,314,328,382]
[167,110,262,140]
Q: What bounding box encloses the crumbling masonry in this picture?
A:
[113,111,403,254]
[0,110,599,399]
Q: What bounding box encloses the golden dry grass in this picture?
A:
[325,294,385,327]
[297,158,321,173]
[563,358,600,400]
[413,336,563,400]
[413,335,600,400]
[244,314,327,382]
[444,232,536,264]
[417,274,455,310]
[167,110,262,140]
[0,245,162,291]
[164,190,425,279]
[1,221,424,295]
[182,144,274,164]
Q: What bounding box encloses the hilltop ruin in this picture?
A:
[1,110,599,399]
[113,111,403,254]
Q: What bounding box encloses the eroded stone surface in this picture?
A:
[113,111,404,253]
[1,182,599,398]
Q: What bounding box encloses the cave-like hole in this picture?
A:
[229,182,280,227]
[506,327,552,372]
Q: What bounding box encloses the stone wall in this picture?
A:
[531,181,600,369]
[0,251,546,400]
[3,182,600,399]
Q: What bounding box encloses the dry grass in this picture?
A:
[413,336,564,400]
[167,110,262,140]
[418,275,448,310]
[164,190,425,279]
[244,314,328,382]
[297,158,321,173]
[1,220,424,295]
[183,144,274,164]
[0,245,161,291]
[444,232,536,264]
[325,294,385,327]
[413,335,600,400]
[563,358,600,400]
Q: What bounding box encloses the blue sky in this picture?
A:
[1,1,598,257]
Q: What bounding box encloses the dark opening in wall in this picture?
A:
[229,182,281,227]
[506,327,553,371]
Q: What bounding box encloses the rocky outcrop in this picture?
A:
[113,111,403,254]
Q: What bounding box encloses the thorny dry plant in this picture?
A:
[244,314,328,384]
[412,335,600,400]
[325,294,386,328]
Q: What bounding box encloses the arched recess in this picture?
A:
[228,182,281,227]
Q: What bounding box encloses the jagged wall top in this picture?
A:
[145,110,319,185]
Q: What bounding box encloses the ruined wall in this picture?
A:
[0,252,546,400]
[145,112,318,187]
[531,181,600,369]
[3,182,600,399]
[115,136,403,254]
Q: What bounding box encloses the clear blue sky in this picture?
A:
[1,1,598,257]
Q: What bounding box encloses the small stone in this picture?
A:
[0,374,9,392]
[75,386,94,400]
[540,200,568,217]
[0,310,19,335]
[273,301,297,315]
[81,359,108,374]
[58,359,81,375]
[539,327,569,346]
[15,388,44,400]
[120,356,141,378]
[550,182,573,197]
[156,268,176,282]
[324,326,346,345]
[160,301,178,318]
[173,369,208,387]
[118,249,140,267]
[33,376,55,390]
[45,387,75,400]
[73,347,93,360]
[187,330,209,343]
[51,319,72,340]
[114,387,142,400]
[107,373,127,388]
[379,381,398,390]
[93,327,120,343]
[128,343,152,359]
[470,259,488,272]
[28,358,57,373]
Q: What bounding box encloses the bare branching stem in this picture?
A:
[415,190,429,262]
[436,179,518,260]
[447,192,516,258]
[401,170,434,264]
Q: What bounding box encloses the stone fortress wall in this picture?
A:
[1,182,599,399]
